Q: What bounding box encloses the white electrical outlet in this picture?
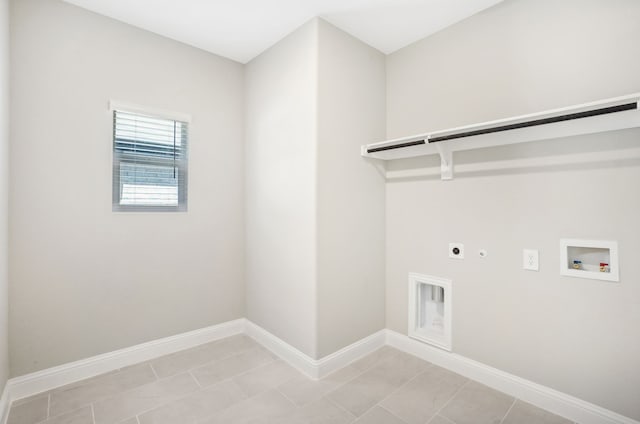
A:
[449,243,464,259]
[523,249,539,271]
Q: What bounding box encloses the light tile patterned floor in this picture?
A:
[7,334,576,424]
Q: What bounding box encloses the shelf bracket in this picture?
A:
[435,143,453,180]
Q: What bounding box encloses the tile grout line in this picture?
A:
[118,383,205,423]
[228,356,280,382]
[90,403,96,424]
[377,404,411,423]
[320,349,435,420]
[321,347,409,402]
[20,342,549,424]
[186,345,276,385]
[428,414,456,424]
[322,392,358,420]
[186,338,265,374]
[192,383,295,424]
[285,348,396,412]
[498,398,518,424]
[149,363,160,381]
[428,379,471,423]
[274,387,301,409]
[188,370,204,389]
[348,365,430,420]
[89,370,209,424]
[30,342,381,424]
[145,336,257,381]
[136,369,285,424]
[43,366,159,421]
[115,353,322,424]
[20,395,56,424]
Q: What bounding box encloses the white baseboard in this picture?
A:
[0,384,9,424]
[3,321,636,424]
[7,319,245,403]
[386,330,639,424]
[243,319,385,379]
[244,320,319,378]
[315,330,386,378]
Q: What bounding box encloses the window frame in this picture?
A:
[110,101,190,213]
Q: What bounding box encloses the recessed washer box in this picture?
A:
[408,273,452,351]
[560,239,619,282]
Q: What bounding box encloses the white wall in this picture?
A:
[245,20,318,357]
[10,0,245,376]
[316,20,386,357]
[386,0,640,419]
[0,0,10,392]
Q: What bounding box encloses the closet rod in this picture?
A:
[429,102,638,143]
[367,139,425,153]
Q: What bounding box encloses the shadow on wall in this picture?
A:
[383,127,640,182]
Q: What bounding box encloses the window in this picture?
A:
[112,107,188,212]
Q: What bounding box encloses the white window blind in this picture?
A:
[112,109,188,211]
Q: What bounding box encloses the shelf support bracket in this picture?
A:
[435,144,453,180]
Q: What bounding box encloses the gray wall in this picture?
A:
[10,0,245,376]
[245,19,387,359]
[316,20,386,357]
[0,0,10,392]
[245,20,319,357]
[385,0,640,419]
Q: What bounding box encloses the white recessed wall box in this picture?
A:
[361,93,640,180]
[560,239,619,282]
[408,273,452,351]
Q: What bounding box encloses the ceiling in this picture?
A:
[62,0,503,64]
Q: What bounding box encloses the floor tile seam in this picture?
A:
[428,379,471,423]
[351,351,436,389]
[498,398,517,424]
[172,370,274,407]
[140,377,290,424]
[26,414,49,424]
[120,375,224,423]
[48,390,126,422]
[106,396,193,424]
[321,392,359,420]
[376,404,411,423]
[151,343,259,379]
[230,372,297,401]
[27,402,89,424]
[138,388,203,419]
[319,352,432,415]
[427,414,456,424]
[226,356,284,385]
[9,391,52,409]
[320,351,408,397]
[188,370,204,389]
[89,371,203,423]
[47,368,160,419]
[11,341,348,419]
[188,345,273,377]
[193,387,298,424]
[191,356,278,389]
[273,386,302,409]
[149,364,160,381]
[347,368,428,420]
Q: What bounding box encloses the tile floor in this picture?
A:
[7,334,576,424]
